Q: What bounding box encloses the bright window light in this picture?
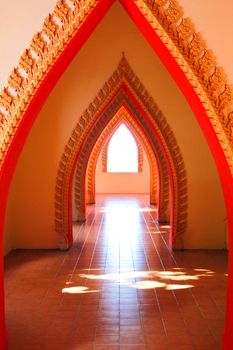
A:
[107,124,138,173]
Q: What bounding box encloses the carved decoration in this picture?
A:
[0,0,229,249]
[0,0,97,168]
[84,110,157,206]
[56,56,186,249]
[101,141,108,173]
[73,91,169,224]
[30,33,48,58]
[43,15,59,42]
[137,0,233,172]
[0,0,232,175]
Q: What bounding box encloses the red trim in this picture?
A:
[0,2,116,348]
[120,110,161,220]
[0,245,7,350]
[119,3,233,346]
[68,85,176,248]
[120,88,176,239]
[66,86,125,246]
[119,0,233,246]
[83,102,165,225]
[87,116,160,213]
[0,1,232,349]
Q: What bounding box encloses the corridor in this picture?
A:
[4,195,227,350]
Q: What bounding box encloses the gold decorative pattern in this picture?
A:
[101,142,108,173]
[0,0,232,177]
[135,0,233,173]
[0,0,230,251]
[101,125,144,173]
[56,56,186,249]
[0,0,97,168]
[73,92,169,223]
[42,15,59,42]
[84,109,157,206]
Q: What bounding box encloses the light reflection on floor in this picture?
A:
[4,194,228,350]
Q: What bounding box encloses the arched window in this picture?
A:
[107,124,138,172]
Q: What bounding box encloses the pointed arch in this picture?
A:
[0,0,232,348]
[55,56,186,251]
[105,124,139,172]
[71,90,171,227]
[0,0,232,174]
[101,125,144,173]
[84,107,158,208]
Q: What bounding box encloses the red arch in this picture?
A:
[71,97,172,231]
[85,118,157,206]
[0,1,232,348]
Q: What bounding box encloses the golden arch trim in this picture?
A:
[55,55,186,249]
[0,0,232,174]
[84,107,158,207]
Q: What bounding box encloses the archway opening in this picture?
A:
[107,123,139,173]
[0,0,231,348]
[95,122,150,201]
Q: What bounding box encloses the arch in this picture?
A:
[0,0,232,348]
[105,124,139,172]
[56,56,186,251]
[71,90,171,227]
[102,126,144,173]
[0,0,232,174]
[84,107,158,208]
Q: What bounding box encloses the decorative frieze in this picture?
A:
[56,55,186,249]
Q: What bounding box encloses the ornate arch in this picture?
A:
[0,1,232,348]
[0,0,232,174]
[83,108,158,208]
[55,55,186,250]
[101,125,144,173]
[72,90,170,223]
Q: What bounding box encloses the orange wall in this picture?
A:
[3,2,227,255]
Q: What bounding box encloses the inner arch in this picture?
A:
[107,123,139,173]
[0,1,231,348]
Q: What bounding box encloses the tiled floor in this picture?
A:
[4,195,228,349]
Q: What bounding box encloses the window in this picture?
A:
[107,124,138,172]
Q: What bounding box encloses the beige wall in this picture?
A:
[72,142,150,221]
[3,2,227,255]
[0,0,57,90]
[179,0,233,83]
[0,0,233,90]
[95,148,150,194]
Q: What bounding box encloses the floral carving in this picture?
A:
[43,15,59,41]
[0,0,230,250]
[0,0,232,175]
[84,110,157,207]
[56,56,186,249]
[140,0,233,173]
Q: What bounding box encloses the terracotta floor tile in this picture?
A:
[95,334,120,344]
[95,346,119,350]
[96,325,120,335]
[144,334,167,345]
[120,325,142,334]
[119,346,146,350]
[145,345,168,350]
[120,334,145,344]
[4,195,227,350]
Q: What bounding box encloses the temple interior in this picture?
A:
[0,1,232,349]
